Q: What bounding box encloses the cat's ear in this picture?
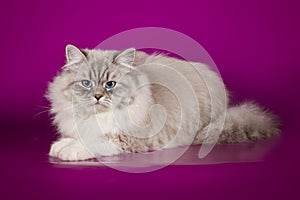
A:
[65,44,86,65]
[114,48,136,66]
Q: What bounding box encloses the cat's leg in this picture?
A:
[57,139,94,161]
[49,138,75,158]
[49,137,122,161]
[49,138,94,161]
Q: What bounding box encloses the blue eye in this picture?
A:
[105,81,116,89]
[81,80,93,88]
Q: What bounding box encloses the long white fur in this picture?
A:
[46,45,279,161]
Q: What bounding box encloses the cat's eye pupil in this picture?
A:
[81,80,92,88]
[105,81,116,89]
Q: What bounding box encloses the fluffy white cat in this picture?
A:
[46,45,279,161]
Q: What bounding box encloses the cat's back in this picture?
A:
[140,52,228,123]
[141,53,218,84]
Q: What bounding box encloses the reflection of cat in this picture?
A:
[46,44,279,161]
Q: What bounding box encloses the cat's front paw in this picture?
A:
[58,142,94,161]
[49,138,94,161]
[49,138,74,158]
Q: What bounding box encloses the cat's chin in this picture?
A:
[93,102,111,113]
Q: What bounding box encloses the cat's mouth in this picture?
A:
[94,101,110,108]
[93,101,111,113]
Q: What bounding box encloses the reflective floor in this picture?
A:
[0,118,297,200]
[49,138,279,170]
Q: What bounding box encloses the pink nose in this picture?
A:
[94,94,102,100]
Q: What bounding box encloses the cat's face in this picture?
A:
[63,45,149,117]
[72,57,130,114]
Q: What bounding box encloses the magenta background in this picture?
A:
[0,0,300,199]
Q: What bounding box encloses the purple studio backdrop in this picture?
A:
[1,0,300,200]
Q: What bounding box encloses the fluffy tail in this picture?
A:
[218,102,280,143]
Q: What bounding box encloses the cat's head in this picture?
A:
[48,44,152,121]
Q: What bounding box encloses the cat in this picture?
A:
[46,44,280,161]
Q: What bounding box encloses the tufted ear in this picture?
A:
[114,48,136,66]
[65,44,86,65]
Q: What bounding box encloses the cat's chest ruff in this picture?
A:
[94,112,120,135]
